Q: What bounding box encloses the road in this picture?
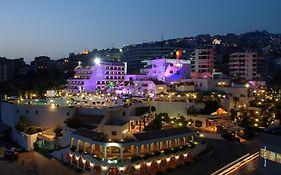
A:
[230,158,259,175]
[167,136,260,175]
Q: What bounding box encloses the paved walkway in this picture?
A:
[0,147,85,175]
[202,133,223,140]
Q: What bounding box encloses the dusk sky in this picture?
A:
[0,0,281,62]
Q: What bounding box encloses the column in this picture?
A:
[135,146,139,155]
[91,144,94,155]
[120,147,124,162]
[77,140,80,151]
[70,155,73,165]
[84,143,86,153]
[139,122,142,131]
[148,144,151,153]
[157,142,160,151]
[103,146,107,159]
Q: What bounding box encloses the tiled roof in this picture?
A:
[72,128,103,140]
[133,127,192,141]
[105,119,127,126]
[76,114,105,124]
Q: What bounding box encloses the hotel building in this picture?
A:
[190,48,215,79]
[229,52,260,80]
[66,60,126,93]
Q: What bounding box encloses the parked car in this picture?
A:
[4,150,19,160]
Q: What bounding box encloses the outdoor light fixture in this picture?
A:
[94,57,101,65]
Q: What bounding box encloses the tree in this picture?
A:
[195,120,203,127]
[239,111,250,127]
[202,100,220,115]
[230,108,236,121]
[144,115,162,131]
[274,101,281,121]
[15,116,31,133]
[157,113,169,123]
[233,97,239,109]
[53,125,63,137]
[64,118,82,129]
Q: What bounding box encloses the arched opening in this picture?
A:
[140,144,149,155]
[186,152,192,162]
[77,140,84,153]
[140,163,148,175]
[106,166,120,175]
[85,160,91,171]
[160,141,168,150]
[178,154,185,165]
[93,165,102,175]
[150,143,158,152]
[125,165,136,175]
[123,146,133,160]
[107,146,121,160]
[170,139,177,148]
[169,156,176,168]
[159,159,167,172]
[70,138,76,147]
[72,155,77,166]
[178,138,185,147]
[65,152,71,163]
[84,142,91,155]
[150,160,158,174]
[78,157,84,168]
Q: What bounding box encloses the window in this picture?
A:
[35,110,39,114]
[16,109,19,113]
[67,112,70,116]
[26,110,29,114]
[122,112,126,116]
[112,131,117,136]
[170,70,173,74]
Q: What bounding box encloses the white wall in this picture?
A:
[102,123,129,140]
[1,101,75,129]
[150,101,205,117]
[14,131,38,151]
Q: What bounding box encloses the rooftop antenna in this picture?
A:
[161,33,164,58]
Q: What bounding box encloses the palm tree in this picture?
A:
[233,96,239,122]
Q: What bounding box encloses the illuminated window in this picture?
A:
[112,131,117,136]
[159,87,164,90]
[276,153,281,163]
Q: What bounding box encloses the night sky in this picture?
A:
[0,0,281,62]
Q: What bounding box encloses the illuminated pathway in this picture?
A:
[211,152,259,175]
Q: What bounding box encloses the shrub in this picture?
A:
[154,151,161,157]
[143,153,151,160]
[53,125,63,137]
[131,156,142,162]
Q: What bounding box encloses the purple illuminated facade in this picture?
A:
[140,58,191,84]
[66,61,126,92]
